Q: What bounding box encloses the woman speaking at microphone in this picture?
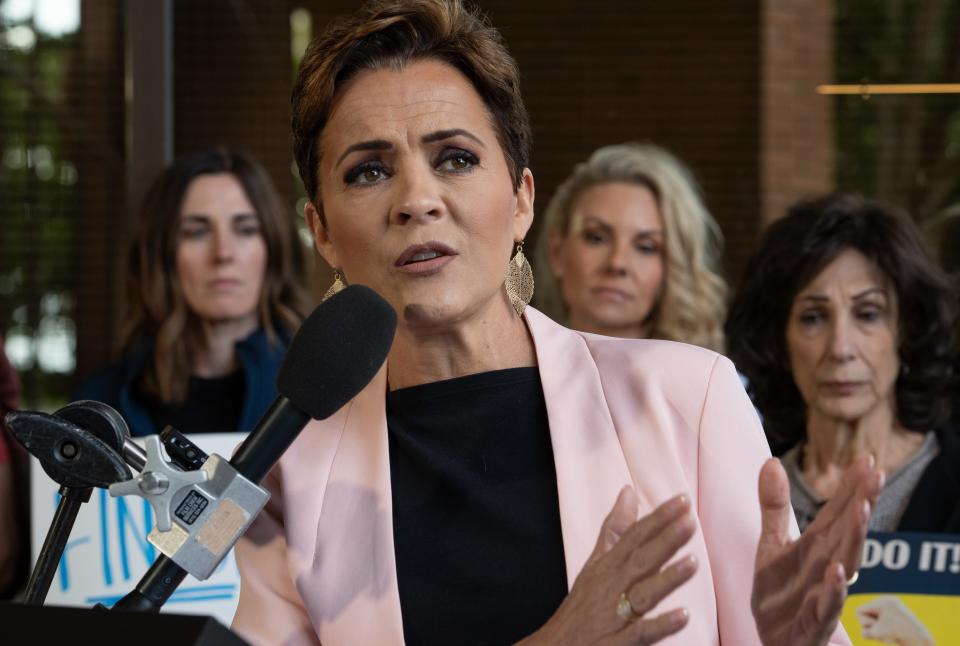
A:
[74,149,313,437]
[232,2,880,644]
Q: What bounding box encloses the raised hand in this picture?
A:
[751,455,884,646]
[519,487,698,646]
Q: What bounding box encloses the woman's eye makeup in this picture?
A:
[634,238,661,254]
[796,304,887,328]
[180,229,206,240]
[435,148,479,173]
[233,216,261,236]
[179,222,209,240]
[854,302,885,323]
[178,215,260,240]
[581,229,608,244]
[344,160,390,185]
[341,146,478,185]
[797,309,825,326]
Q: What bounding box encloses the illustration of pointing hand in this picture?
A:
[856,596,934,646]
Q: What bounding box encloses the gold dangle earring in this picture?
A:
[505,240,534,317]
[322,269,346,302]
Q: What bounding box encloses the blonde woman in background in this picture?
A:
[535,143,727,351]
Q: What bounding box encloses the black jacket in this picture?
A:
[898,425,960,533]
[72,327,288,437]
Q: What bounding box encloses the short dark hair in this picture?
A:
[726,193,957,446]
[291,0,531,206]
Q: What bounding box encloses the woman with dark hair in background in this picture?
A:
[74,149,313,437]
[231,2,881,645]
[535,142,727,351]
[727,194,959,533]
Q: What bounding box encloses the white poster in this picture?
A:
[30,432,247,627]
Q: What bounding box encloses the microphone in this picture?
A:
[230,284,397,481]
[112,284,397,611]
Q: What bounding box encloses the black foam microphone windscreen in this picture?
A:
[110,285,398,612]
[278,284,397,419]
[229,284,397,483]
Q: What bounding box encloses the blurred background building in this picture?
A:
[1,0,958,409]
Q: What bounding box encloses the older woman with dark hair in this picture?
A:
[232,3,880,645]
[727,194,959,534]
[74,148,313,436]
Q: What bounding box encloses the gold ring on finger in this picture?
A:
[616,592,640,621]
[846,570,859,587]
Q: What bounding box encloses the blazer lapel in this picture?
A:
[305,308,635,639]
[306,365,406,645]
[525,308,636,584]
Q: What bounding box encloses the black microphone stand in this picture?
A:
[5,408,132,605]
[2,404,253,646]
[25,485,91,605]
[112,557,190,611]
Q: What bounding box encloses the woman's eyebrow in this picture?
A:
[422,128,485,147]
[852,287,886,301]
[580,215,662,236]
[633,229,664,238]
[796,287,886,303]
[580,215,613,230]
[335,139,393,168]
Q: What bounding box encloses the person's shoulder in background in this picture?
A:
[0,335,23,597]
[0,335,18,462]
[71,360,133,410]
[71,334,150,409]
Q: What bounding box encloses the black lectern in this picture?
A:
[0,602,251,645]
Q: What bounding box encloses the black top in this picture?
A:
[136,370,245,434]
[387,367,568,646]
[898,425,960,533]
[72,327,288,437]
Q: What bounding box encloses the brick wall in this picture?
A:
[760,0,835,227]
[173,2,295,209]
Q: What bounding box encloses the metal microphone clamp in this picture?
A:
[109,435,270,580]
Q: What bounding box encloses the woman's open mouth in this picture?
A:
[395,242,458,274]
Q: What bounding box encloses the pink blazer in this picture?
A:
[232,307,849,645]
